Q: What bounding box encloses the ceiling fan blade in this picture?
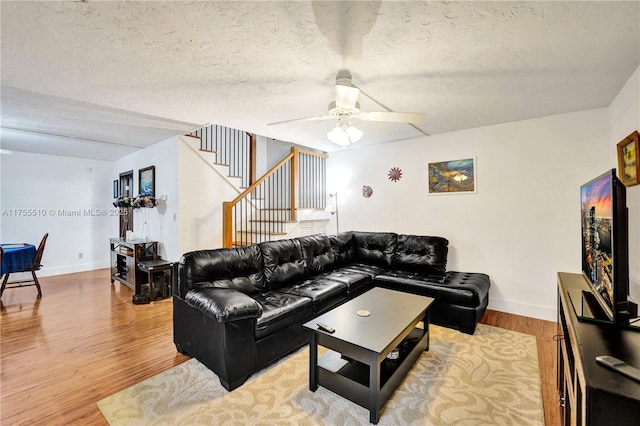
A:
[335,84,360,110]
[267,115,334,126]
[359,111,425,123]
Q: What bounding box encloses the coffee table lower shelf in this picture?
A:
[312,328,428,423]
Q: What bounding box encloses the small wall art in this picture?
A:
[139,166,155,197]
[113,180,119,198]
[617,130,639,186]
[362,185,373,198]
[428,158,476,194]
[388,167,402,182]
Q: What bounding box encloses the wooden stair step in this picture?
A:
[236,230,287,236]
[249,219,295,223]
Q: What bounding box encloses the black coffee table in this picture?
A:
[303,287,434,424]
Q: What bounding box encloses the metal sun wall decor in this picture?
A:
[362,185,373,198]
[388,167,403,182]
[428,158,476,194]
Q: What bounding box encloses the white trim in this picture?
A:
[488,297,557,322]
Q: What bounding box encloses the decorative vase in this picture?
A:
[120,208,128,239]
[140,207,151,240]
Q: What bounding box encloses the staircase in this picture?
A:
[188,124,329,247]
[190,124,254,189]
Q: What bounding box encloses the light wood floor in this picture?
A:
[1,269,559,425]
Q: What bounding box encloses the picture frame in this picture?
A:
[138,166,155,196]
[427,157,477,195]
[617,130,639,186]
[113,180,119,198]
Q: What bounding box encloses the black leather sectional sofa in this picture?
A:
[174,231,490,391]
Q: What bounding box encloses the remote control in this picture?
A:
[595,355,640,383]
[317,322,335,333]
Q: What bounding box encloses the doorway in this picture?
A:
[119,170,134,237]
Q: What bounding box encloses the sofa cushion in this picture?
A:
[298,234,335,274]
[340,263,389,279]
[393,235,448,282]
[280,278,347,314]
[260,239,307,290]
[253,291,313,339]
[375,271,490,307]
[352,232,397,268]
[178,245,265,296]
[319,269,372,296]
[329,231,355,266]
[185,288,263,322]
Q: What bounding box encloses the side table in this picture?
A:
[137,259,175,301]
[110,238,158,295]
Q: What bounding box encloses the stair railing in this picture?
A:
[223,147,328,247]
[190,124,256,188]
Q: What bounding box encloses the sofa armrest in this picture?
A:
[185,287,262,323]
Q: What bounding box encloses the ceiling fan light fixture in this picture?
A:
[346,125,363,142]
[267,69,428,141]
[327,126,350,146]
[327,117,363,146]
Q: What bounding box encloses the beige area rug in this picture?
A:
[97,324,544,425]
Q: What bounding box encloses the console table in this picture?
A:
[557,272,640,425]
[110,238,158,296]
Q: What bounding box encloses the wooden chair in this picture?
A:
[0,246,4,289]
[1,233,49,298]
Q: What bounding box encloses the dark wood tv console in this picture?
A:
[557,272,640,425]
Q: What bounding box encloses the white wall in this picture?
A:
[177,136,243,253]
[110,136,180,261]
[255,135,269,176]
[266,138,296,170]
[608,65,640,303]
[327,65,640,322]
[1,151,113,276]
[327,108,610,321]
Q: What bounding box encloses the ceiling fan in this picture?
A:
[267,69,426,146]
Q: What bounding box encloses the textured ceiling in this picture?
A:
[1,1,639,159]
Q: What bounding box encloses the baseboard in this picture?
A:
[36,261,110,277]
[488,298,556,322]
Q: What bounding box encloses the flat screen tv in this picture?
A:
[580,168,631,325]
